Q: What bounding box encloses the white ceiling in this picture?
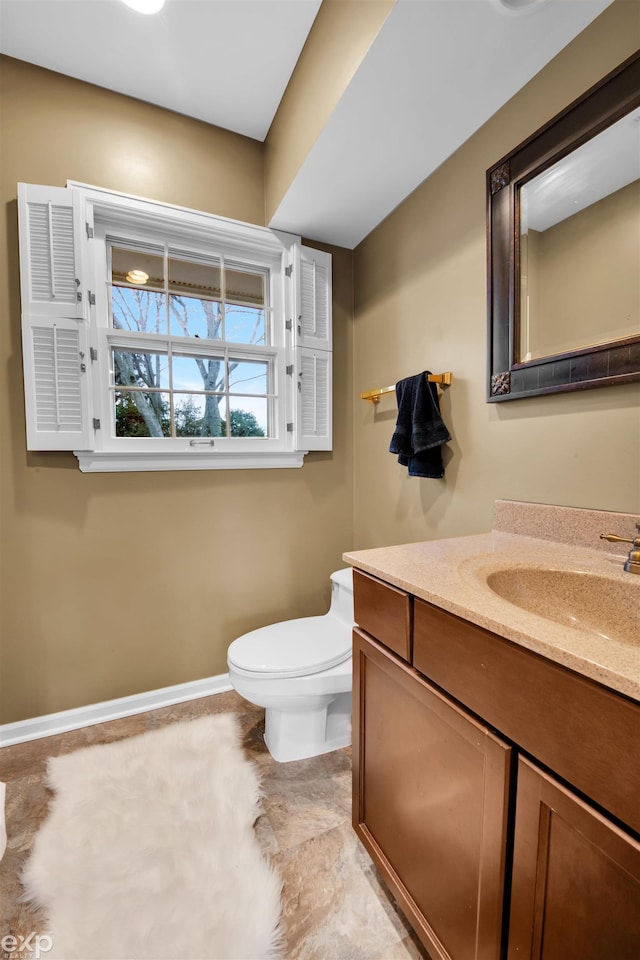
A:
[0,0,323,140]
[0,0,613,248]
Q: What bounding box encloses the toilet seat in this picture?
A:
[227,616,352,680]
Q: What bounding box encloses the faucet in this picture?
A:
[599,524,640,574]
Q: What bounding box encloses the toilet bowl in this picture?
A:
[227,568,354,762]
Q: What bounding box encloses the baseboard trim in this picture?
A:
[0,674,233,747]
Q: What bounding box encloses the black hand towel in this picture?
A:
[389,372,451,478]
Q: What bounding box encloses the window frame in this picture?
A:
[91,220,288,455]
[16,180,332,472]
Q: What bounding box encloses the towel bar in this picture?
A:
[361,372,452,404]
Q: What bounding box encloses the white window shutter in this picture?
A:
[17,183,84,319]
[18,183,92,450]
[292,244,332,451]
[294,244,332,351]
[295,346,332,451]
[21,315,92,450]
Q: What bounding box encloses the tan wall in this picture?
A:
[264,0,395,223]
[353,0,640,549]
[0,57,353,724]
[525,180,640,359]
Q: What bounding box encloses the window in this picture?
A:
[107,244,272,441]
[17,182,332,471]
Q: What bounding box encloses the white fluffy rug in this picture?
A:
[23,714,282,960]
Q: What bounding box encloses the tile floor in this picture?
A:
[0,691,429,960]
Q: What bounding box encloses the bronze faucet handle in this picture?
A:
[600,527,640,574]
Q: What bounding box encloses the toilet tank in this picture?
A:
[329,568,354,624]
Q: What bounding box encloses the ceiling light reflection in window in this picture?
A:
[122,0,166,14]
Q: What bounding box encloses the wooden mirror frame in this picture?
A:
[486,50,640,402]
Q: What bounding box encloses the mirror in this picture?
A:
[519,112,639,361]
[487,51,640,401]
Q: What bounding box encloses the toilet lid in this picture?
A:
[227,616,352,679]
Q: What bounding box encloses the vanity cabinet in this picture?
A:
[353,628,511,960]
[509,757,640,960]
[352,569,640,960]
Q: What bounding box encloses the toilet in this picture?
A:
[227,568,354,762]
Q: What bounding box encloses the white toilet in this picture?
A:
[227,568,354,762]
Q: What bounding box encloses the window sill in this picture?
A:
[74,450,307,473]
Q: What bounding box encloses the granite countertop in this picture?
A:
[344,500,640,702]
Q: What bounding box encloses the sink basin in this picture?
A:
[484,567,638,645]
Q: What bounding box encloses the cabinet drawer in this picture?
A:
[353,569,411,661]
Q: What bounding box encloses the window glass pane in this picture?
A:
[229,399,267,437]
[172,354,225,392]
[115,391,171,437]
[106,237,282,446]
[174,394,227,438]
[225,268,264,306]
[229,359,268,395]
[169,295,222,340]
[169,257,221,299]
[111,248,164,289]
[113,349,169,389]
[112,288,167,334]
[225,304,265,345]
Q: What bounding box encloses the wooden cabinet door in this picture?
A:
[353,628,512,960]
[508,757,640,960]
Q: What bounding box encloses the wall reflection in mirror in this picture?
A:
[518,110,640,363]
